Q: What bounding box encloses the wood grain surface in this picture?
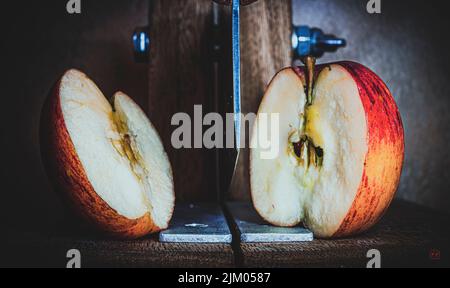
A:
[3,200,449,267]
[238,200,450,267]
[147,0,216,201]
[3,227,234,268]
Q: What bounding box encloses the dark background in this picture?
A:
[1,0,449,235]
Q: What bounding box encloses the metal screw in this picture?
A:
[132,27,150,63]
[292,26,346,58]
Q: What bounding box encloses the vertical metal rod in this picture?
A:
[232,0,241,150]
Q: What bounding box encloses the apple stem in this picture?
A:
[290,56,324,170]
[302,56,316,105]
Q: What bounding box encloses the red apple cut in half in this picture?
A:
[40,69,175,239]
[250,61,404,238]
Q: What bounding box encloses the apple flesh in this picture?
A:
[40,69,175,239]
[250,61,404,238]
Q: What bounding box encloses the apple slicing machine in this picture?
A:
[131,0,345,244]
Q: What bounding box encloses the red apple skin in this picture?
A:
[295,61,404,237]
[40,78,160,239]
[332,61,404,237]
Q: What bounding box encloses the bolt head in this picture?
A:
[132,27,150,63]
[292,26,311,58]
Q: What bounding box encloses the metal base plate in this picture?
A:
[159,203,232,243]
[226,202,313,242]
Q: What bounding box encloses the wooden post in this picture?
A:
[147,0,216,201]
[147,0,292,201]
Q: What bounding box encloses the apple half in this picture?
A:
[40,69,175,239]
[250,61,404,238]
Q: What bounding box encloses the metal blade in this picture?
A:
[217,0,241,200]
[232,0,241,150]
[225,0,241,195]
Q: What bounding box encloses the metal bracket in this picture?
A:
[159,203,232,243]
[226,202,313,242]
